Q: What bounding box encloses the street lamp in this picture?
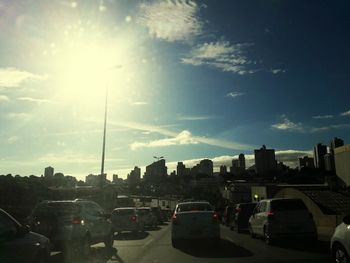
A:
[100,65,122,188]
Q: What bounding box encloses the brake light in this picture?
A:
[236,208,241,213]
[172,214,179,225]
[131,215,137,222]
[71,217,83,225]
[267,211,274,220]
[212,212,219,222]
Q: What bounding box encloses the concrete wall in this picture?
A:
[335,145,350,187]
[275,188,340,241]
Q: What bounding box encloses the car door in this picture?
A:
[255,201,267,235]
[250,202,260,233]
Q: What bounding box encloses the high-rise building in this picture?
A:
[112,174,119,183]
[144,159,167,179]
[220,165,227,174]
[330,137,344,154]
[44,166,54,177]
[313,143,327,170]
[239,153,246,170]
[86,173,106,187]
[298,156,315,169]
[128,166,141,183]
[254,145,277,174]
[177,162,186,177]
[199,159,213,177]
[334,144,350,186]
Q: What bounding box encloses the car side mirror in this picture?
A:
[343,215,350,225]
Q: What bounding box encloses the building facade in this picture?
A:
[334,144,350,187]
[298,156,315,169]
[313,143,327,170]
[44,166,54,177]
[254,145,277,174]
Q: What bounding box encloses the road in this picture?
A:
[49,223,331,263]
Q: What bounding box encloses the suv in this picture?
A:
[27,199,114,257]
[137,207,158,228]
[111,207,144,233]
[0,208,50,263]
[151,207,164,224]
[229,203,256,233]
[248,198,317,245]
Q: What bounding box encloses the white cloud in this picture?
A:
[310,124,350,133]
[341,110,350,117]
[178,115,214,121]
[269,68,286,74]
[226,92,244,98]
[271,118,303,132]
[6,136,19,144]
[312,115,334,119]
[137,0,202,42]
[17,97,53,104]
[0,95,9,102]
[130,101,149,106]
[6,112,31,120]
[0,68,44,88]
[181,41,259,75]
[37,153,124,165]
[130,130,198,150]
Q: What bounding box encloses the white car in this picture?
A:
[248,198,317,245]
[171,201,220,247]
[331,215,350,263]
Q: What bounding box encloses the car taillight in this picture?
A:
[172,214,179,225]
[71,217,83,225]
[236,208,241,213]
[212,212,219,222]
[131,215,137,222]
[267,211,275,220]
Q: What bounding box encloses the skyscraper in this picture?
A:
[44,166,54,177]
[254,145,277,174]
[238,153,246,170]
[199,159,213,177]
[313,143,327,170]
[144,159,167,179]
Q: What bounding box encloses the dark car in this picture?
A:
[0,208,50,263]
[151,207,164,224]
[27,199,114,258]
[230,203,257,233]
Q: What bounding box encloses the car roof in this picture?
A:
[176,201,211,206]
[113,207,136,210]
[137,207,151,209]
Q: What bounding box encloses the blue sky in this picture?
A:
[0,0,349,180]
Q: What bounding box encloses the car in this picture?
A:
[248,198,317,245]
[229,202,257,233]
[171,201,220,247]
[222,205,234,226]
[0,208,50,263]
[27,199,114,258]
[331,215,350,263]
[111,207,144,233]
[137,207,158,228]
[151,207,164,224]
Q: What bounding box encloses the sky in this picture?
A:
[0,0,349,180]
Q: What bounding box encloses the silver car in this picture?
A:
[111,207,144,233]
[249,198,317,245]
[171,201,220,247]
[331,215,350,263]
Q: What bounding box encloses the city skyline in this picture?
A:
[1,0,350,180]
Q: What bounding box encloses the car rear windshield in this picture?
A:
[177,203,212,212]
[33,202,81,216]
[271,199,307,211]
[137,209,150,214]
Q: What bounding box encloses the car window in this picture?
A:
[33,202,81,216]
[176,203,212,212]
[259,202,267,213]
[114,209,135,215]
[0,212,17,236]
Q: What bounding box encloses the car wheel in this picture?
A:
[264,227,274,245]
[172,238,180,248]
[104,231,114,249]
[333,244,349,263]
[249,225,256,238]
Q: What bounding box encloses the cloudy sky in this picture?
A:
[0,0,349,180]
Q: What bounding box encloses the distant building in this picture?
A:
[199,159,213,177]
[313,143,327,170]
[220,165,227,174]
[144,159,167,179]
[254,145,277,174]
[334,144,350,187]
[44,166,54,177]
[298,156,315,169]
[177,162,190,177]
[239,153,246,170]
[326,137,345,172]
[113,174,119,183]
[190,164,200,178]
[330,137,344,155]
[128,166,141,181]
[170,170,176,177]
[86,173,107,187]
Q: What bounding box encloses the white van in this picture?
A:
[248,198,317,245]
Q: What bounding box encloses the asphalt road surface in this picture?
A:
[49,223,331,263]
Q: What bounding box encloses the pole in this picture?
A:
[100,86,108,188]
